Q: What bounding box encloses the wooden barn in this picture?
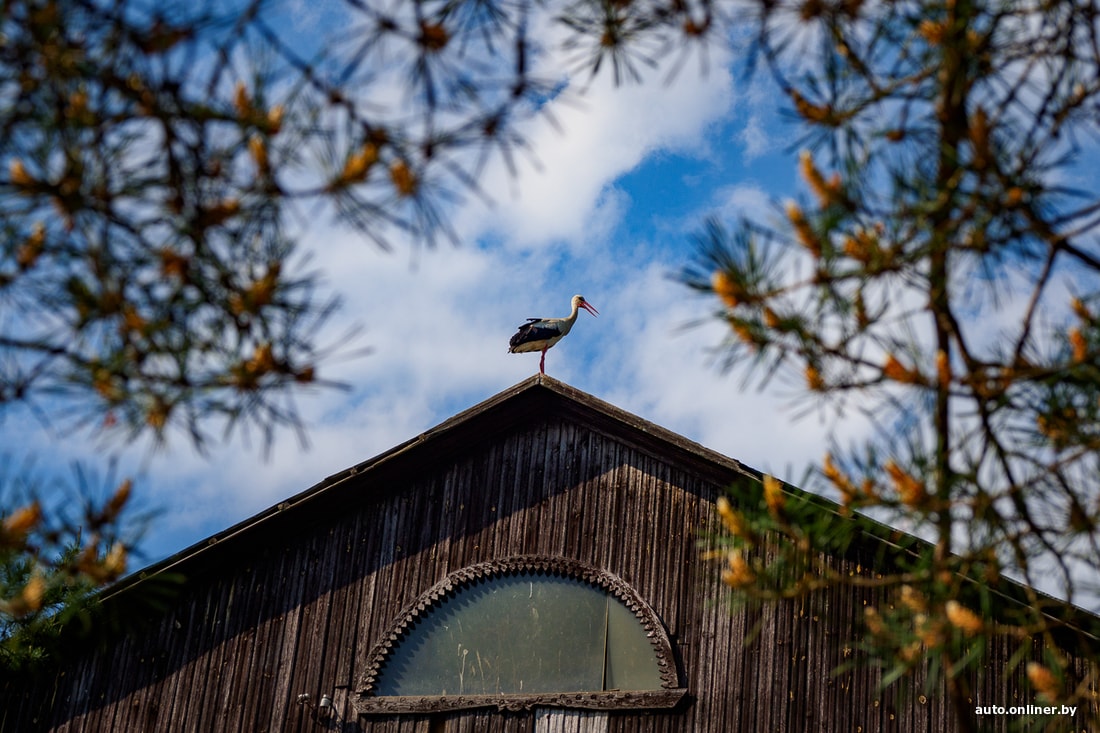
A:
[2,375,1097,732]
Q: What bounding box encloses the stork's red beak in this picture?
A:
[581,301,599,317]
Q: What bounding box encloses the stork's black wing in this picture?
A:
[509,321,559,349]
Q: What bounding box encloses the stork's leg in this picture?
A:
[539,348,547,374]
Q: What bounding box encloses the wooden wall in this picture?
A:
[1,399,1095,732]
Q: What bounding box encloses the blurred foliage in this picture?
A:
[0,460,160,670]
[4,0,1100,726]
[680,1,1100,730]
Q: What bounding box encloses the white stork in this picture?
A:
[509,294,599,374]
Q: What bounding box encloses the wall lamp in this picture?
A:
[297,692,335,724]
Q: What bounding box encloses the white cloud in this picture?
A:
[717,182,773,221]
[738,113,774,162]
[461,52,735,251]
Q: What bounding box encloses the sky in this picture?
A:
[4,1,1078,588]
[3,11,876,569]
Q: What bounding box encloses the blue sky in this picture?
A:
[0,8,883,567]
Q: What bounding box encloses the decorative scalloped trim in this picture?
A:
[357,555,680,696]
[355,688,688,715]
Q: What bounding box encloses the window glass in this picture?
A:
[604,596,662,691]
[374,572,663,696]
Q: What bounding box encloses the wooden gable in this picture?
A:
[2,376,1096,732]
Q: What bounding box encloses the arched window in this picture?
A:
[356,557,685,714]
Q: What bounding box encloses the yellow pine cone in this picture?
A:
[945,601,983,636]
[716,496,753,540]
[2,502,43,543]
[1026,662,1059,701]
[340,143,379,184]
[721,550,756,588]
[763,474,785,517]
[1070,327,1087,363]
[711,270,743,308]
[885,459,929,508]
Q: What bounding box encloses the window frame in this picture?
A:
[355,556,686,715]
